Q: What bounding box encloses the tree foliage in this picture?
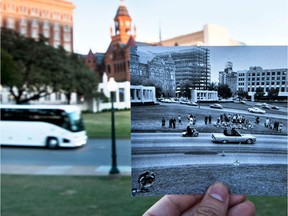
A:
[1,28,99,104]
[218,84,232,99]
[207,82,218,91]
[254,87,265,100]
[236,89,248,100]
[267,88,279,99]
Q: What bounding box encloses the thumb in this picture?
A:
[194,182,230,216]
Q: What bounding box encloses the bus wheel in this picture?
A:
[46,137,59,149]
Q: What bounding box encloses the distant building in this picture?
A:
[83,3,243,85]
[0,0,75,52]
[219,61,238,94]
[237,66,288,97]
[161,24,244,46]
[131,46,211,97]
[130,85,156,105]
[130,47,176,97]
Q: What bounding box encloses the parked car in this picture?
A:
[255,103,264,107]
[187,102,198,106]
[210,103,223,109]
[212,130,256,144]
[261,104,271,109]
[161,99,173,103]
[271,105,280,110]
[247,107,266,114]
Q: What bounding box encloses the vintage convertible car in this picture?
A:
[211,132,256,144]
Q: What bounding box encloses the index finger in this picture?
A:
[143,194,203,216]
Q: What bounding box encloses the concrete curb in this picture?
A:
[1,164,131,176]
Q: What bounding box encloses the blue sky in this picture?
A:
[73,0,288,54]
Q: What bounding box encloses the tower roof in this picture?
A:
[114,5,130,18]
[86,49,95,59]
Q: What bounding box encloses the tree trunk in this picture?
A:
[65,92,71,104]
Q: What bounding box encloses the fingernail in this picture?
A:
[209,182,229,202]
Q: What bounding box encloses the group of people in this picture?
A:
[161,114,198,131]
[265,118,283,132]
[224,127,240,136]
[214,113,253,130]
[204,115,212,124]
[161,116,181,129]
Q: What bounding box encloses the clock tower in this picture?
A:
[111,0,136,44]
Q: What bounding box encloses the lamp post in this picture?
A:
[107,77,120,174]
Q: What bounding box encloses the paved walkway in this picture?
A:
[1,164,131,176]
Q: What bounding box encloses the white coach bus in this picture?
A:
[0,105,87,148]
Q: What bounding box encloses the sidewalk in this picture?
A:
[1,164,131,176]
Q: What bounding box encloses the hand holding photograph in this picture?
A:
[130,46,287,196]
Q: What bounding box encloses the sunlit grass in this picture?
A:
[83,110,131,139]
[1,175,286,216]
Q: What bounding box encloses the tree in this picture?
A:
[254,87,265,100]
[1,48,22,88]
[1,28,99,104]
[236,89,248,100]
[267,88,279,99]
[218,84,232,99]
[1,29,63,103]
[207,82,218,91]
[180,80,193,99]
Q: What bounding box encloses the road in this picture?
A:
[131,132,287,168]
[131,132,287,196]
[1,139,131,166]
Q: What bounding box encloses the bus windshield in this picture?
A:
[67,111,85,132]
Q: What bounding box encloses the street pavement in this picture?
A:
[1,138,131,176]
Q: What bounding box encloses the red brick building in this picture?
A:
[0,0,75,52]
[83,2,150,83]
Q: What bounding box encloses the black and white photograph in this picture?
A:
[130,46,288,197]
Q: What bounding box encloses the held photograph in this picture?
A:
[130,46,288,197]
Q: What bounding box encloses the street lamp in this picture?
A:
[107,77,120,174]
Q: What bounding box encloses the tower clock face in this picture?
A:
[125,20,130,27]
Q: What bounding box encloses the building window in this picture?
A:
[64,25,70,32]
[54,41,60,48]
[119,88,125,102]
[19,19,27,35]
[20,6,27,13]
[64,43,71,52]
[32,28,38,39]
[54,23,60,31]
[64,32,70,42]
[45,94,50,101]
[32,20,38,28]
[54,31,60,41]
[31,8,38,16]
[55,92,61,100]
[6,17,15,29]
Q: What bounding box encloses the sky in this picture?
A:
[72,0,288,82]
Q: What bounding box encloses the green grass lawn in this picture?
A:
[1,175,287,216]
[83,110,131,139]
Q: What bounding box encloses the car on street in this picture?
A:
[271,105,280,110]
[261,104,271,109]
[247,107,266,114]
[161,98,173,103]
[187,102,198,106]
[210,103,223,109]
[211,131,256,144]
